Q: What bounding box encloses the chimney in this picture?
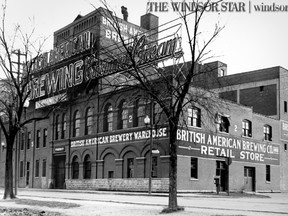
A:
[140,13,159,41]
[121,6,128,21]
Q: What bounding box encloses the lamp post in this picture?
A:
[144,114,153,195]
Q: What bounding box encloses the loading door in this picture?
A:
[244,167,255,191]
[54,155,66,189]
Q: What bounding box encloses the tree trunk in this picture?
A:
[3,138,16,199]
[168,122,178,210]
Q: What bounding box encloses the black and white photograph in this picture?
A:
[0,0,287,215]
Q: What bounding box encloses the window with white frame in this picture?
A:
[216,114,230,133]
[264,124,272,141]
[242,119,252,137]
[188,107,201,127]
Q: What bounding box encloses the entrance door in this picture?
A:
[54,155,66,189]
[216,161,227,192]
[244,167,255,191]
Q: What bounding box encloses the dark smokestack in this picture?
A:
[121,6,128,21]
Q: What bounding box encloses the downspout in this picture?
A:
[31,119,36,188]
[96,79,100,179]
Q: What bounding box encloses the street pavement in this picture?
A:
[0,188,288,215]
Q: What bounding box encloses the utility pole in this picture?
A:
[11,49,25,195]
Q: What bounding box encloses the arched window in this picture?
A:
[153,102,162,125]
[61,113,66,139]
[85,107,93,135]
[55,114,60,140]
[264,124,272,141]
[104,104,113,132]
[73,110,80,137]
[72,156,79,179]
[118,100,128,130]
[133,99,146,127]
[83,154,91,179]
[242,119,252,137]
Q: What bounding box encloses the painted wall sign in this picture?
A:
[71,127,168,148]
[27,31,93,73]
[177,128,280,165]
[29,34,182,101]
[280,120,288,141]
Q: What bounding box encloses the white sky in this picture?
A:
[3,0,288,75]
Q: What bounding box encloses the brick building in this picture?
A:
[0,7,287,193]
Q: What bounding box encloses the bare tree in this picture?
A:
[94,0,225,212]
[0,1,50,199]
[87,0,225,211]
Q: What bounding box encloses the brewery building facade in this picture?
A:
[0,7,287,193]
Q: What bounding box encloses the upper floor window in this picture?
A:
[73,110,80,137]
[85,107,93,135]
[61,114,66,139]
[264,124,272,141]
[36,130,40,148]
[137,99,146,127]
[20,132,25,150]
[43,129,47,147]
[27,132,31,149]
[118,101,128,130]
[188,107,201,128]
[242,119,252,137]
[104,104,113,132]
[153,102,162,125]
[216,114,230,133]
[55,114,60,140]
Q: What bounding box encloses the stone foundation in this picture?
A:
[65,178,169,192]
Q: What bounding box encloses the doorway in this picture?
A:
[244,166,255,191]
[216,161,227,192]
[54,155,66,189]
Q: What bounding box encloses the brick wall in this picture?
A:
[65,178,169,192]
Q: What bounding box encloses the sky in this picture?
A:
[2,0,288,75]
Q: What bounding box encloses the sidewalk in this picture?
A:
[0,188,286,216]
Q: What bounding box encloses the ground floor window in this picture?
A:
[127,158,134,178]
[266,165,271,182]
[191,157,198,179]
[42,159,46,177]
[35,160,39,177]
[152,156,158,178]
[20,161,24,177]
[72,156,79,179]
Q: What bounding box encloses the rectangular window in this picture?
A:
[20,161,24,177]
[242,120,252,137]
[191,157,198,179]
[36,130,40,148]
[127,158,134,178]
[43,129,47,147]
[285,144,287,151]
[108,171,114,178]
[216,115,230,133]
[264,125,272,141]
[42,159,46,177]
[266,165,271,182]
[188,107,201,127]
[152,156,158,178]
[20,132,25,150]
[27,132,31,149]
[285,101,287,113]
[35,160,39,177]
